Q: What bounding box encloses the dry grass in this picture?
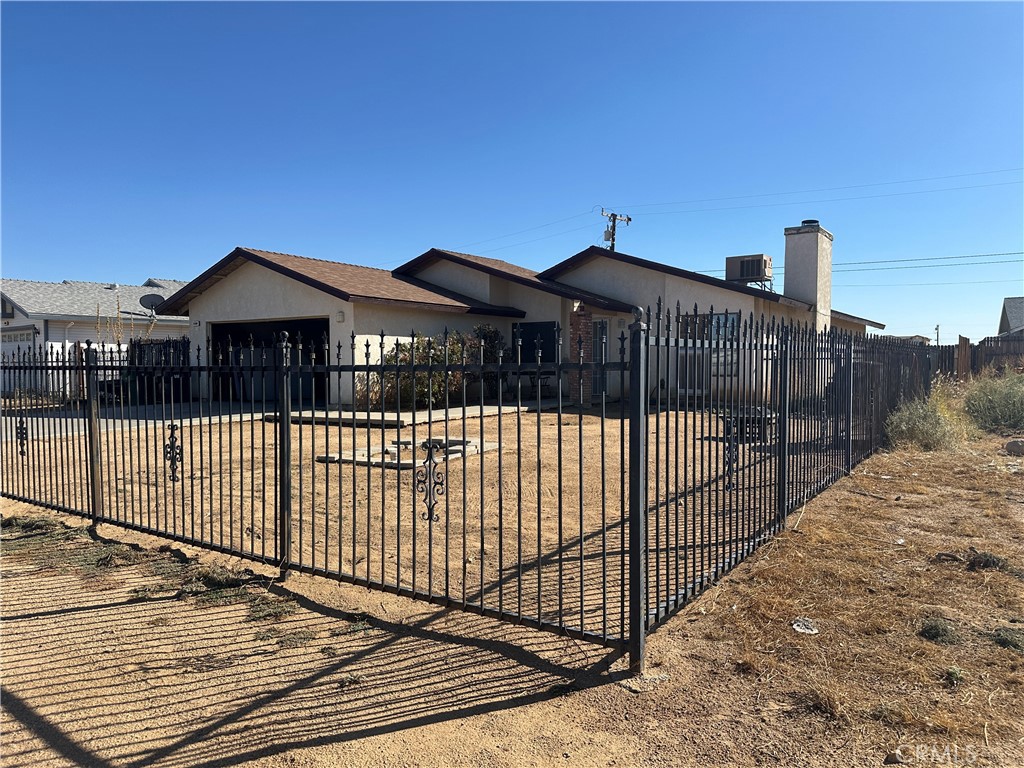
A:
[696,436,1024,752]
[3,432,1023,765]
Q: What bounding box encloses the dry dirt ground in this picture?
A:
[2,435,1022,767]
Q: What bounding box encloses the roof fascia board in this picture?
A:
[831,310,886,330]
[155,249,254,315]
[34,313,188,324]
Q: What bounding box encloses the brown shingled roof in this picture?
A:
[157,247,526,317]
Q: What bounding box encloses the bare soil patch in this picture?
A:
[2,436,1022,767]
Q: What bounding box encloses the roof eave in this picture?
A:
[831,310,886,330]
[349,294,526,318]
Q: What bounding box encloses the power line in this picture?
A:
[835,279,1015,288]
[833,258,1020,273]
[834,251,1023,266]
[477,222,601,254]
[447,168,1021,256]
[695,250,1024,276]
[632,181,1022,217]
[453,210,594,250]
[610,167,1023,210]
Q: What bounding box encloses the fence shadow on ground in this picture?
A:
[0,529,621,768]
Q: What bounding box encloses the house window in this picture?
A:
[710,312,740,342]
[1,298,14,319]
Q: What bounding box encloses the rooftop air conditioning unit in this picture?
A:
[725,254,773,284]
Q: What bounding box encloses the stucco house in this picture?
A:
[1,277,189,356]
[157,247,630,403]
[159,219,884,406]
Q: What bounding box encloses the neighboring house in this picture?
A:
[159,219,885,406]
[883,335,931,345]
[997,297,1024,338]
[1,277,190,356]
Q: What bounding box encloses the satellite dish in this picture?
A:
[139,294,165,312]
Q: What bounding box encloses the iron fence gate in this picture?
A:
[1,305,928,670]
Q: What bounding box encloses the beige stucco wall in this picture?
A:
[414,260,491,304]
[831,316,868,335]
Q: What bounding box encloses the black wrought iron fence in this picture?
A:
[1,308,928,671]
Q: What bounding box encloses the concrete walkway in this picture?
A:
[267,400,562,428]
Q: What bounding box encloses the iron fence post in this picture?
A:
[276,333,293,579]
[776,329,790,529]
[844,341,854,474]
[627,307,648,674]
[84,342,103,527]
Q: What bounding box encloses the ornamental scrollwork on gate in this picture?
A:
[163,423,183,482]
[414,440,446,522]
[16,416,28,457]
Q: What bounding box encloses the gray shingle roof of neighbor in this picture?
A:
[1,278,190,321]
[1000,297,1024,334]
[394,248,637,314]
[157,247,528,318]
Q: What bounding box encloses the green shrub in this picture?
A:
[964,370,1024,434]
[354,324,510,410]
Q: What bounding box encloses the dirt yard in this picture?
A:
[2,435,1022,767]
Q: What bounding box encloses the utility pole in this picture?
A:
[601,208,632,252]
[935,324,940,346]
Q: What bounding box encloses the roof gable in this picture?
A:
[1000,297,1024,334]
[395,248,635,313]
[539,245,806,307]
[157,247,526,318]
[540,245,885,329]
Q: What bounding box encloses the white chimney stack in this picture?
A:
[783,219,833,331]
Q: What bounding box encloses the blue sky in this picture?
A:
[2,1,1021,339]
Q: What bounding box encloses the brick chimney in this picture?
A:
[783,219,833,331]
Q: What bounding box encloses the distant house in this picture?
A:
[1,277,190,355]
[883,335,931,345]
[997,297,1024,338]
[159,219,885,405]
